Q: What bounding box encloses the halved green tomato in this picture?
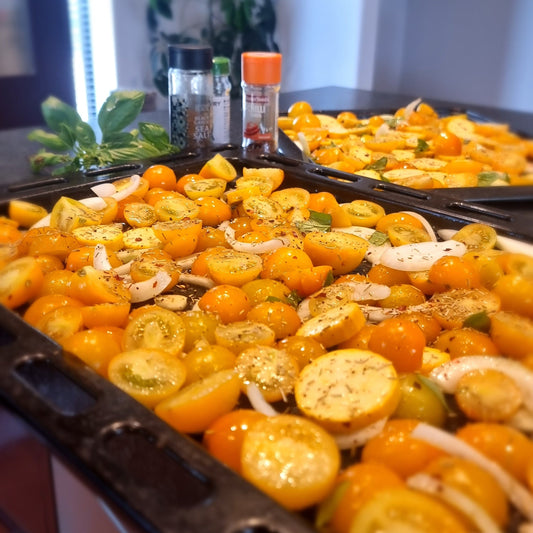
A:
[108,348,186,408]
[122,307,186,356]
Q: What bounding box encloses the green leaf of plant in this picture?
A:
[74,121,97,149]
[27,129,71,152]
[105,144,159,163]
[103,131,137,148]
[57,123,77,148]
[139,121,171,149]
[41,96,82,134]
[98,91,145,139]
[29,150,71,173]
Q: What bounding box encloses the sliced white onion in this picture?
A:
[91,182,117,198]
[223,221,287,254]
[407,473,502,533]
[496,235,533,256]
[128,270,171,303]
[379,240,467,271]
[93,243,113,271]
[333,417,387,450]
[403,97,422,121]
[78,196,108,210]
[174,253,200,270]
[112,261,132,276]
[30,213,51,229]
[111,174,140,202]
[508,408,533,434]
[400,211,437,242]
[428,355,533,412]
[334,226,391,264]
[297,131,311,157]
[297,298,311,322]
[437,228,457,241]
[297,282,392,322]
[374,122,390,138]
[178,273,216,289]
[246,383,279,417]
[411,422,533,521]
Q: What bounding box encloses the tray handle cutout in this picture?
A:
[14,357,96,416]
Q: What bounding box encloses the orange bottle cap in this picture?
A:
[241,52,282,85]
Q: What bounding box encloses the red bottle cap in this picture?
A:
[241,52,282,85]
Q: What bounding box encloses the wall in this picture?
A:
[372,0,533,113]
[109,0,533,113]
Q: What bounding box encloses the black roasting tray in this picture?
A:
[277,105,533,213]
[0,148,532,533]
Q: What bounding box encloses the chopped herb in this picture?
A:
[315,480,351,530]
[463,310,491,333]
[364,156,388,171]
[294,210,332,234]
[415,138,430,153]
[385,117,400,129]
[477,171,510,187]
[368,230,389,246]
[324,269,334,287]
[416,373,453,414]
[286,290,303,308]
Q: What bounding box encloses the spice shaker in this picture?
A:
[168,44,213,152]
[212,56,232,145]
[241,52,282,152]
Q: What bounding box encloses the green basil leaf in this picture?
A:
[286,290,303,308]
[27,129,71,152]
[365,156,388,171]
[104,131,137,148]
[105,144,159,163]
[463,310,491,333]
[369,230,389,246]
[477,171,510,187]
[415,138,430,153]
[57,123,77,148]
[75,121,97,149]
[324,269,334,287]
[294,209,332,234]
[41,96,82,134]
[416,373,453,414]
[139,121,171,149]
[98,91,145,139]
